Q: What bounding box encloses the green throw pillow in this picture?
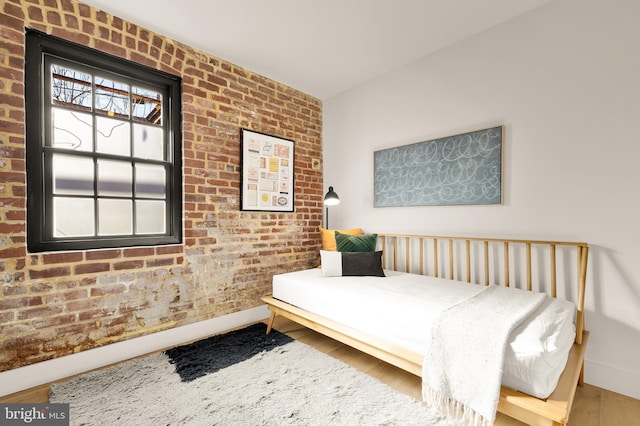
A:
[335,231,377,252]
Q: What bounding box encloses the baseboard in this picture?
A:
[0,305,270,397]
[584,359,640,400]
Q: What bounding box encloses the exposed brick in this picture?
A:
[86,249,121,260]
[0,311,15,323]
[81,19,94,34]
[30,282,54,292]
[16,345,41,359]
[64,14,78,29]
[80,277,97,286]
[60,0,75,13]
[95,10,108,24]
[27,6,43,22]
[90,284,125,296]
[0,295,42,310]
[111,31,121,45]
[97,25,109,40]
[44,289,88,303]
[33,314,76,329]
[128,51,156,68]
[146,257,174,268]
[46,10,61,26]
[17,305,64,320]
[2,285,27,297]
[123,247,153,257]
[0,94,23,108]
[155,245,183,255]
[56,322,98,337]
[29,267,70,280]
[66,299,98,313]
[113,260,144,271]
[43,252,83,264]
[78,308,108,321]
[74,263,110,275]
[77,3,91,17]
[0,246,26,259]
[0,10,23,31]
[121,35,135,49]
[0,0,322,374]
[3,3,24,20]
[94,38,126,57]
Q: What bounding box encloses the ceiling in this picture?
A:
[80,0,553,100]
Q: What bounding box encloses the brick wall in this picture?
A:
[0,0,323,372]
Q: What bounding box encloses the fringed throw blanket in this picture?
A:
[422,285,547,426]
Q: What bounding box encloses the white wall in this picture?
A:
[323,0,640,399]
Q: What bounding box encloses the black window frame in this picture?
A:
[25,30,182,253]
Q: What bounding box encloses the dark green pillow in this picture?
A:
[342,251,385,276]
[335,231,377,252]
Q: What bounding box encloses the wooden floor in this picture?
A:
[2,316,639,426]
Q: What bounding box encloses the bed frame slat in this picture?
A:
[377,235,588,342]
[484,240,490,286]
[405,236,410,273]
[551,244,557,297]
[419,237,425,275]
[466,239,471,283]
[504,241,510,288]
[433,238,439,278]
[449,239,454,279]
[526,242,532,291]
[576,245,589,345]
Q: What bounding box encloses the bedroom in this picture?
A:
[0,0,639,424]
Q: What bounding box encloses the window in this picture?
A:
[25,30,182,252]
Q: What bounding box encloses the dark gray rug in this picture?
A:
[50,323,458,425]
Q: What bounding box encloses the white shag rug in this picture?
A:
[50,323,458,426]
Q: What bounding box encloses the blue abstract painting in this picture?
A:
[374,126,503,207]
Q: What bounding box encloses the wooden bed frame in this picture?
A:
[262,234,590,426]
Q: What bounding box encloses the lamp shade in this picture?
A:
[323,186,340,206]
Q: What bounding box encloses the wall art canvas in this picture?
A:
[241,129,294,212]
[374,126,503,207]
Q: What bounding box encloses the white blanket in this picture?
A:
[422,285,547,426]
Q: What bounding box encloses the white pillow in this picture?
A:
[320,250,342,276]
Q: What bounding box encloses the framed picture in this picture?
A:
[240,129,294,212]
[374,126,503,207]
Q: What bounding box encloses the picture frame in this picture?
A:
[374,126,503,207]
[240,128,294,212]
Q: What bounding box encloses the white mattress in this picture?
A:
[272,268,576,398]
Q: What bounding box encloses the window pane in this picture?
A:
[51,65,92,111]
[96,116,130,156]
[135,164,166,199]
[95,77,130,118]
[52,107,93,151]
[53,197,95,237]
[52,154,94,195]
[98,199,132,236]
[136,200,165,234]
[98,159,132,197]
[133,123,164,160]
[26,31,182,252]
[132,86,162,124]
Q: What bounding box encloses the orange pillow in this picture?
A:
[320,227,363,251]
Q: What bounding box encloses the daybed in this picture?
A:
[262,233,589,426]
